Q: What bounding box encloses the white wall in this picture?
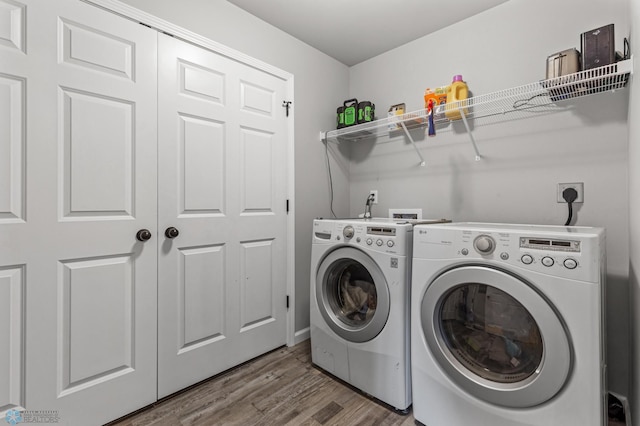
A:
[117,0,351,335]
[349,0,631,396]
[628,0,639,419]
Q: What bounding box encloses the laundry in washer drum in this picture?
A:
[339,271,376,323]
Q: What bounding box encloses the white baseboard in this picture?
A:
[292,327,310,346]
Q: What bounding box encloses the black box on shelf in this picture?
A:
[581,24,615,70]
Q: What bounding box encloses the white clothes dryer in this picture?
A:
[411,223,606,426]
[310,218,413,412]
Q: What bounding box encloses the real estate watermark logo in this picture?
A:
[5,409,59,424]
[4,410,21,426]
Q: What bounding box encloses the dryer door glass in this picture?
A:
[439,284,543,383]
[421,265,571,408]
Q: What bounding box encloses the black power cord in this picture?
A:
[364,194,375,218]
[562,187,578,226]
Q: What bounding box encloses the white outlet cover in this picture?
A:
[389,208,423,220]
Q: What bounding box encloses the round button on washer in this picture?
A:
[376,239,383,246]
[461,248,469,256]
[564,258,578,269]
[541,256,554,267]
[366,238,373,246]
[500,252,509,260]
[521,254,533,265]
[387,240,394,247]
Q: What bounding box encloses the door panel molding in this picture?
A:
[179,244,226,349]
[59,87,135,219]
[180,60,225,103]
[59,17,135,80]
[0,74,25,222]
[0,265,25,412]
[58,255,135,395]
[0,0,26,53]
[179,114,225,214]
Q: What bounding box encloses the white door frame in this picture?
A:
[83,0,296,347]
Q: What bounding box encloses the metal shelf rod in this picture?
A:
[400,121,426,166]
[459,110,482,161]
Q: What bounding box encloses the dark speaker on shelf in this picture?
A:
[581,24,615,70]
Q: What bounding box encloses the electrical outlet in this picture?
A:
[557,182,584,203]
[369,190,378,204]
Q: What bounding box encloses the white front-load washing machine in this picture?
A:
[310,218,413,412]
[411,222,606,426]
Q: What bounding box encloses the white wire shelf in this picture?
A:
[321,58,633,145]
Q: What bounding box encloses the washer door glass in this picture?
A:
[316,247,390,343]
[440,283,543,383]
[331,260,377,327]
[421,265,572,408]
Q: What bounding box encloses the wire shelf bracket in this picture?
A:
[399,121,426,166]
[459,109,482,161]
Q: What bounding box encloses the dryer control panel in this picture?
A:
[413,223,604,283]
[313,219,412,256]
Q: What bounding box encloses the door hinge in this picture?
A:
[286,295,290,309]
[282,100,292,117]
[286,199,289,213]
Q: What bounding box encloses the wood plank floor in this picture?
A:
[108,340,414,426]
[109,339,626,426]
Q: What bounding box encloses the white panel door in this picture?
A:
[0,0,28,415]
[0,1,158,424]
[157,34,288,397]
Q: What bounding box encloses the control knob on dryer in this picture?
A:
[473,235,496,254]
[343,226,354,239]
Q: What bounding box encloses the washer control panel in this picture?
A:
[313,220,411,256]
[413,224,603,282]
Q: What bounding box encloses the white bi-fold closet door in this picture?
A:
[0,1,289,424]
[157,33,288,398]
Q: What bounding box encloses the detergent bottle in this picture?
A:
[444,75,469,120]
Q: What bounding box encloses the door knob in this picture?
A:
[136,229,152,242]
[165,227,180,239]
